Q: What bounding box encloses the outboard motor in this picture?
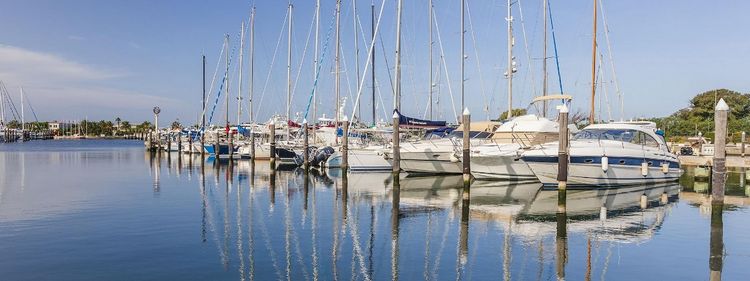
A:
[313,146,336,166]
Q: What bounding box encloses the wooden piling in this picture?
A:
[250,127,256,161]
[462,108,471,186]
[215,131,221,158]
[712,98,729,204]
[228,127,234,159]
[741,131,746,158]
[303,119,309,170]
[178,132,182,154]
[392,111,400,175]
[557,104,570,214]
[270,122,276,169]
[342,116,349,171]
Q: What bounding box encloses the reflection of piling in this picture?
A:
[459,180,470,265]
[342,117,350,171]
[270,122,277,169]
[557,104,569,214]
[555,212,568,281]
[390,174,400,281]
[709,203,724,281]
[229,128,234,159]
[462,108,471,186]
[303,119,309,171]
[712,98,729,204]
[178,132,182,154]
[392,111,400,175]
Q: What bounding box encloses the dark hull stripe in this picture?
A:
[523,155,679,169]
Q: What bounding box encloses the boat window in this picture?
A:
[573,129,638,142]
[447,131,493,139]
[643,133,660,148]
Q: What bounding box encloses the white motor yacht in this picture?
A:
[523,121,681,187]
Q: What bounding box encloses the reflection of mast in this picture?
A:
[503,218,512,281]
[236,170,245,280]
[222,163,230,269]
[248,165,255,281]
[201,162,207,242]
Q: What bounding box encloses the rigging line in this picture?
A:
[599,52,612,122]
[348,0,388,124]
[288,7,318,121]
[547,0,564,98]
[255,9,290,122]
[208,31,243,126]
[201,39,227,127]
[2,83,21,121]
[598,0,624,120]
[465,1,490,118]
[432,6,459,122]
[301,5,338,121]
[377,31,395,103]
[516,0,538,100]
[23,91,39,122]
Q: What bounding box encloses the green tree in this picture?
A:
[497,108,528,121]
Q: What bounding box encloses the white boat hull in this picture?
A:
[470,155,537,181]
[400,151,462,175]
[325,150,392,171]
[526,159,681,187]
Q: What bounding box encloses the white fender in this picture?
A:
[601,156,609,173]
[641,162,649,177]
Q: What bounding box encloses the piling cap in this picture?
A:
[556,104,569,113]
[716,98,729,111]
[302,118,308,124]
[342,115,349,122]
[463,107,470,115]
[392,111,399,119]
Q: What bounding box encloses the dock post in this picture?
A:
[392,111,400,176]
[557,104,570,214]
[342,116,349,171]
[741,131,746,158]
[462,108,471,187]
[228,127,234,159]
[712,98,729,205]
[200,130,205,157]
[303,119,309,171]
[270,122,276,169]
[250,127,256,162]
[178,132,182,154]
[215,131,222,159]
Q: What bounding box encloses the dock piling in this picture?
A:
[392,111,400,175]
[712,98,729,204]
[462,108,471,186]
[342,116,349,171]
[303,119,309,171]
[270,122,276,169]
[557,104,570,214]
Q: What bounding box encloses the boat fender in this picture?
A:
[601,156,609,173]
[641,162,649,177]
[450,153,460,163]
[661,162,669,173]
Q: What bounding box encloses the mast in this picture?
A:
[202,55,206,131]
[371,1,376,125]
[313,0,319,136]
[394,0,402,111]
[249,6,256,123]
[589,0,598,124]
[335,0,342,143]
[224,34,230,135]
[287,1,293,139]
[353,0,361,121]
[20,87,24,132]
[506,0,514,119]
[460,0,465,114]
[542,0,548,117]
[428,0,433,119]
[238,21,245,125]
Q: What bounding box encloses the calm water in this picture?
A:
[0,140,748,280]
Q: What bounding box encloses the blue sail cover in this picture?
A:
[395,109,447,129]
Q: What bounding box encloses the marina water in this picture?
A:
[1,140,748,280]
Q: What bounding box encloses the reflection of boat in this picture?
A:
[398,175,463,208]
[524,121,681,187]
[523,183,680,216]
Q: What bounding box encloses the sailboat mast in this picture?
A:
[394,0,402,111]
[542,0,548,117]
[353,0,360,122]
[335,0,342,143]
[287,2,293,138]
[238,21,245,125]
[506,0,514,119]
[20,87,24,132]
[589,0,598,124]
[224,34,230,133]
[371,1,376,125]
[313,0,319,135]
[460,0,465,114]
[202,55,206,130]
[428,0,433,119]
[249,6,256,123]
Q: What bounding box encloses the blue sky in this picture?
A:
[0,0,748,125]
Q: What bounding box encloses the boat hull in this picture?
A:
[470,155,537,181]
[325,150,392,171]
[525,156,681,188]
[400,152,462,175]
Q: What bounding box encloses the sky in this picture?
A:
[0,0,748,126]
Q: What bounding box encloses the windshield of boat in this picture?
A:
[447,131,493,139]
[573,129,660,148]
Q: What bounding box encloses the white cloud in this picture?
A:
[0,44,183,120]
